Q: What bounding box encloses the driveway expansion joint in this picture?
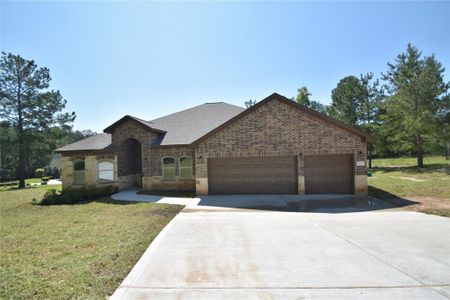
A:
[119,284,450,290]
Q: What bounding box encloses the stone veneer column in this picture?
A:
[354,175,368,194]
[84,155,98,186]
[297,154,305,194]
[195,150,208,195]
[61,156,74,189]
[354,148,368,194]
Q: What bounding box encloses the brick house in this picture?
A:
[55,93,372,195]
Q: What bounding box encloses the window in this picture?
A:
[73,160,85,184]
[98,161,114,181]
[162,157,175,179]
[179,157,193,179]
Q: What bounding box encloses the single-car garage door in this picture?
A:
[208,156,297,194]
[304,154,354,194]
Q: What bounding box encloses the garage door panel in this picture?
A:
[208,156,297,194]
[304,154,354,194]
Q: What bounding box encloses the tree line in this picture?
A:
[250,44,450,168]
[0,52,94,187]
[1,44,449,187]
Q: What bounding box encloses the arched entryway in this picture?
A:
[118,138,142,187]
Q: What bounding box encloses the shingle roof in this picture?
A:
[149,102,245,145]
[103,115,167,134]
[55,133,115,152]
[56,102,245,152]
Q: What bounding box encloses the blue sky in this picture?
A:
[1,1,449,132]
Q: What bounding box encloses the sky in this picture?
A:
[1,1,449,132]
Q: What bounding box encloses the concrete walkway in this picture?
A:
[111,195,450,299]
[111,188,193,205]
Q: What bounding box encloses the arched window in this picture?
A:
[98,161,114,181]
[162,157,175,179]
[73,160,85,184]
[179,157,193,179]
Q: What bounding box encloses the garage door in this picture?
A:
[304,154,354,194]
[208,156,297,194]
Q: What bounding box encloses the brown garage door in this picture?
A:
[208,156,297,194]
[304,154,354,194]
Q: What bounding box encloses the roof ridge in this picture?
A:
[191,92,373,145]
[149,102,243,123]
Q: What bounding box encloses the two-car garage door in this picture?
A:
[208,154,354,194]
[208,156,297,194]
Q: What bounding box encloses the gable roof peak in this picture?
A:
[192,92,373,144]
[103,115,166,134]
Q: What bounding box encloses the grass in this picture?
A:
[368,155,450,217]
[0,186,183,299]
[0,178,46,191]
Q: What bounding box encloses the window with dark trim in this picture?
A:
[179,157,193,179]
[73,160,85,184]
[162,157,175,179]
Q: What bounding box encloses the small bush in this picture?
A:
[41,176,52,182]
[37,185,119,205]
[0,181,18,187]
[35,168,45,178]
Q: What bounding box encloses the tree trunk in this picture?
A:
[446,140,449,160]
[18,128,25,188]
[368,143,372,169]
[17,75,26,189]
[416,134,424,168]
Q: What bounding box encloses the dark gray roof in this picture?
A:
[103,115,166,134]
[55,133,115,152]
[56,102,245,152]
[149,102,245,145]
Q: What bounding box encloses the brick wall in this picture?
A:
[143,145,196,191]
[111,120,160,177]
[196,98,367,194]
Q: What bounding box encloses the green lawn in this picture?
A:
[368,155,450,217]
[0,186,183,299]
[0,178,44,190]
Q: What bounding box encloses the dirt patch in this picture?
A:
[394,176,427,182]
[401,196,450,217]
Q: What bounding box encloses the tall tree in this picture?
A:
[244,99,257,108]
[0,121,17,181]
[382,44,449,167]
[0,52,75,187]
[294,86,327,114]
[295,86,312,107]
[358,73,384,168]
[330,76,364,125]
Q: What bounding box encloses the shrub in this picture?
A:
[35,168,45,178]
[39,189,61,205]
[37,185,119,205]
[0,181,18,187]
[41,176,52,182]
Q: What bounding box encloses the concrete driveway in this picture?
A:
[111,195,450,299]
